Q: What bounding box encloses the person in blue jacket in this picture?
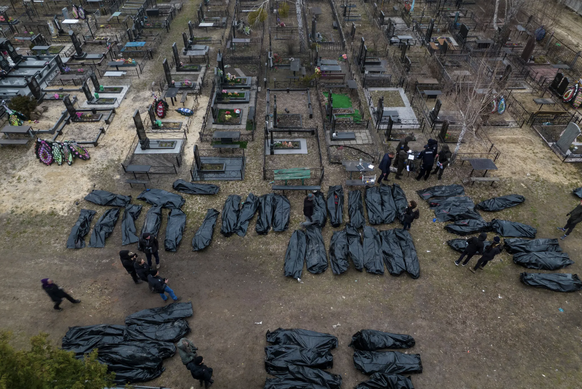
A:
[378,151,394,185]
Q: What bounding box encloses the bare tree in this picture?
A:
[493,0,500,30]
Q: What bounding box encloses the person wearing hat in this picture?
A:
[119,250,141,284]
[558,199,582,240]
[134,258,151,282]
[415,142,437,181]
[41,278,81,311]
[187,356,214,388]
[139,232,161,269]
[470,237,503,273]
[301,193,315,228]
[147,269,181,303]
[455,232,487,266]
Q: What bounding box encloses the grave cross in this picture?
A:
[133,109,150,150]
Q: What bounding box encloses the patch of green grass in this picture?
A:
[322,92,353,108]
[211,140,248,149]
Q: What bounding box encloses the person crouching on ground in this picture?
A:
[455,232,487,266]
[469,237,503,273]
[41,278,81,311]
[178,338,198,365]
[187,356,214,388]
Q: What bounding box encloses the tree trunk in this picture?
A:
[493,0,500,30]
[452,123,468,162]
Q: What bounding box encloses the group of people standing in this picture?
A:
[177,338,215,388]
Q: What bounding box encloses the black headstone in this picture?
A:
[27,77,42,100]
[376,96,384,128]
[198,4,204,21]
[53,17,63,33]
[459,24,469,43]
[379,11,385,25]
[182,32,190,51]
[550,73,563,91]
[311,16,317,41]
[188,20,195,40]
[358,37,365,65]
[81,81,93,102]
[133,109,150,150]
[193,145,201,170]
[126,28,134,42]
[351,22,356,39]
[439,120,450,141]
[162,58,172,85]
[148,105,159,128]
[385,116,393,141]
[327,90,333,122]
[430,99,442,122]
[89,72,100,91]
[521,37,536,62]
[172,43,181,68]
[499,64,512,87]
[63,95,77,117]
[69,31,86,58]
[273,95,278,127]
[400,43,408,62]
[426,19,434,43]
[0,39,21,63]
[557,77,569,96]
[217,50,225,74]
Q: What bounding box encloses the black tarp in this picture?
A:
[348,190,365,229]
[85,190,131,207]
[62,324,126,355]
[350,330,415,350]
[380,185,396,224]
[327,185,344,227]
[504,238,562,254]
[346,223,364,271]
[476,194,525,212]
[164,209,186,252]
[392,184,408,223]
[137,189,185,209]
[365,186,396,225]
[273,194,291,232]
[66,209,96,249]
[490,219,536,238]
[221,195,241,237]
[430,196,483,222]
[121,205,142,245]
[96,342,167,383]
[266,328,338,351]
[447,238,493,253]
[265,365,342,389]
[355,373,415,389]
[573,187,582,199]
[305,226,328,274]
[125,302,194,325]
[172,179,220,195]
[124,320,190,343]
[363,226,384,275]
[444,219,492,236]
[285,230,306,279]
[329,230,349,275]
[396,229,420,279]
[380,230,406,276]
[513,252,573,270]
[235,193,259,237]
[89,208,120,248]
[312,191,327,228]
[353,350,423,375]
[417,184,465,201]
[138,206,162,251]
[520,273,582,292]
[192,209,220,251]
[264,345,334,375]
[256,194,275,235]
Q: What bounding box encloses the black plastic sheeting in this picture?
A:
[305,226,328,274]
[350,330,415,351]
[444,219,492,236]
[121,205,142,245]
[447,238,493,253]
[264,365,342,389]
[256,194,274,235]
[430,196,483,222]
[417,184,465,201]
[285,230,306,279]
[573,187,582,198]
[490,219,536,238]
[329,230,349,275]
[363,226,384,275]
[137,189,185,209]
[235,193,259,237]
[265,345,334,375]
[272,194,291,232]
[124,320,190,343]
[96,342,166,383]
[164,209,186,252]
[62,324,125,355]
[221,195,241,237]
[256,194,291,234]
[513,252,573,270]
[520,273,582,292]
[89,208,120,248]
[346,224,364,271]
[348,190,365,229]
[397,229,420,279]
[355,373,415,389]
[366,185,396,225]
[139,206,162,251]
[392,184,408,223]
[85,190,131,207]
[311,191,328,228]
[125,302,194,325]
[266,328,338,351]
[192,209,220,251]
[504,238,562,254]
[327,185,344,227]
[379,229,420,279]
[67,209,96,249]
[476,194,525,212]
[353,350,423,375]
[172,179,220,195]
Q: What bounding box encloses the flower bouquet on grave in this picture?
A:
[154,99,169,118]
[61,141,74,165]
[68,142,90,160]
[51,141,64,166]
[35,139,54,166]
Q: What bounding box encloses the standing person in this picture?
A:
[140,233,160,269]
[378,151,395,185]
[134,258,150,282]
[470,237,503,273]
[402,201,419,231]
[187,356,214,388]
[396,135,413,153]
[119,250,141,284]
[177,338,198,365]
[454,232,487,266]
[395,149,408,179]
[41,279,81,311]
[415,143,437,181]
[558,199,582,239]
[147,270,181,303]
[431,144,452,180]
[301,193,315,228]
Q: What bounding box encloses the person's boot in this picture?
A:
[431,170,437,175]
[72,299,81,304]
[561,234,568,240]
[156,264,161,270]
[135,279,143,284]
[454,261,460,266]
[205,381,213,388]
[199,379,204,387]
[54,305,63,311]
[395,174,402,180]
[557,227,566,232]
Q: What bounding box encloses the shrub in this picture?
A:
[8,95,37,120]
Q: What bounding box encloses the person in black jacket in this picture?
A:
[134,258,150,282]
[378,151,394,185]
[558,199,582,239]
[431,145,452,180]
[301,193,315,228]
[455,232,487,266]
[402,201,419,230]
[119,250,141,284]
[148,270,181,302]
[187,356,214,388]
[395,149,408,179]
[140,233,160,269]
[395,135,413,154]
[470,238,503,273]
[415,140,437,181]
[41,278,81,311]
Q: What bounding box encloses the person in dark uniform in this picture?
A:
[134,258,150,282]
[455,232,487,266]
[378,152,394,185]
[415,140,438,181]
[140,233,160,269]
[431,144,452,180]
[470,238,503,273]
[119,250,141,284]
[187,356,214,388]
[558,199,582,239]
[402,201,419,230]
[396,135,413,153]
[41,278,81,311]
[395,149,408,179]
[301,193,315,228]
[148,270,181,303]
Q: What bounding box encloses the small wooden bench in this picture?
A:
[274,168,311,185]
[0,139,30,146]
[272,185,321,194]
[470,177,500,186]
[126,179,148,188]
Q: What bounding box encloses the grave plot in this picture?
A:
[134,6,176,32]
[266,49,311,89]
[532,122,582,162]
[302,0,343,51]
[270,0,303,47]
[263,88,324,185]
[196,3,229,29]
[224,19,264,67]
[315,48,354,89]
[191,144,246,181]
[78,72,131,109]
[366,87,420,138]
[351,38,392,87]
[508,88,574,127]
[163,56,204,93]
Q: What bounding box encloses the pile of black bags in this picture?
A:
[256,193,291,234]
